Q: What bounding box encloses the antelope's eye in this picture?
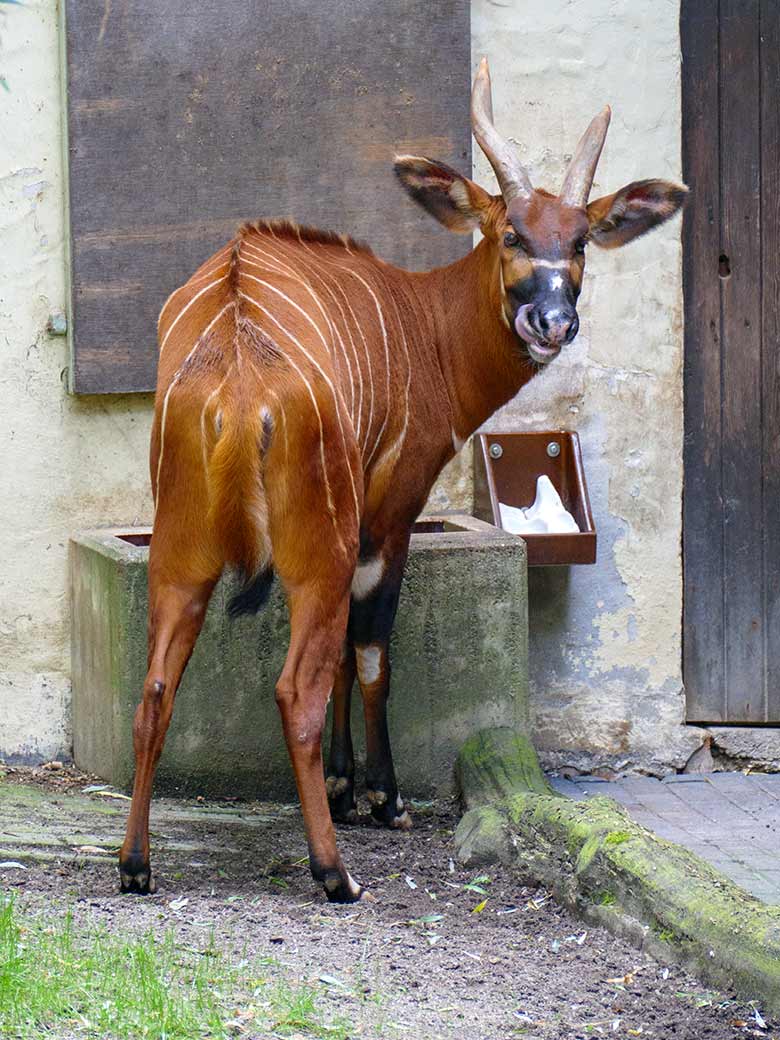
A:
[504,231,521,248]
[575,237,588,255]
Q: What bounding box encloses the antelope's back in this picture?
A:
[154,221,416,491]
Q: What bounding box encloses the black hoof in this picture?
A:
[326,775,358,824]
[310,851,363,904]
[322,870,364,904]
[119,855,157,895]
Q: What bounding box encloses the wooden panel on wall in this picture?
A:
[64,1,471,394]
[682,0,780,723]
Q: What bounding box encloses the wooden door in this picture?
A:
[682,1,780,722]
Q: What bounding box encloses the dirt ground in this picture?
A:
[0,764,773,1040]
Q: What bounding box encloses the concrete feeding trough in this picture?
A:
[70,515,528,800]
[473,431,596,566]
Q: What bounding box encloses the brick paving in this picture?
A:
[549,772,780,905]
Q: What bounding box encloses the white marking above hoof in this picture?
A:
[391,810,413,831]
[356,644,382,685]
[351,556,384,600]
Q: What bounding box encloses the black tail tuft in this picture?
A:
[227,567,274,618]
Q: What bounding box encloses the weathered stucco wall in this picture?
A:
[0,1,154,760]
[473,0,703,773]
[1,1,698,774]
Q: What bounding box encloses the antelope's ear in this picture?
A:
[586,179,688,249]
[393,156,493,233]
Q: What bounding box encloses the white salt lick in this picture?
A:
[498,475,580,535]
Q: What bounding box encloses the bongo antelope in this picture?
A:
[119,59,686,902]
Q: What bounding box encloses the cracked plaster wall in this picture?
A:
[1,0,701,773]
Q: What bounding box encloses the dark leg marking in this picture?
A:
[326,643,358,823]
[349,555,412,831]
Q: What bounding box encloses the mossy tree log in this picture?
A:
[455,727,780,1012]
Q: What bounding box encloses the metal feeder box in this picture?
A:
[473,431,596,566]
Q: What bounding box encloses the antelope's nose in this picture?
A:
[529,308,579,347]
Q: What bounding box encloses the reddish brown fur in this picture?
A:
[119,153,685,902]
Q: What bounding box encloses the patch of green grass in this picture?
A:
[0,893,352,1039]
[270,982,351,1036]
[596,891,616,906]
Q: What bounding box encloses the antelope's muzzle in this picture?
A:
[514,302,579,363]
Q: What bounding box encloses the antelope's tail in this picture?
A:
[206,374,274,617]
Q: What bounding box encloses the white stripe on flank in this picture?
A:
[159,276,228,359]
[237,274,361,530]
[240,249,357,419]
[382,284,412,473]
[305,271,366,444]
[155,303,232,511]
[292,234,376,455]
[291,238,374,453]
[272,231,378,458]
[243,240,365,441]
[158,247,232,329]
[238,297,346,548]
[298,230,360,414]
[327,263,389,468]
[342,290,374,457]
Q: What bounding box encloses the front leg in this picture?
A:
[354,640,411,830]
[326,643,358,823]
[349,545,412,831]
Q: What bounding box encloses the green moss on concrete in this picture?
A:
[603,831,631,846]
[454,728,780,1013]
[456,727,551,810]
[575,832,603,875]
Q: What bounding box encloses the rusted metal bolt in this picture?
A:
[48,313,68,336]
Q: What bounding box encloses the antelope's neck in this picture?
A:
[413,238,535,444]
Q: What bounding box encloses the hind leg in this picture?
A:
[277,583,363,902]
[259,368,363,898]
[119,528,220,893]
